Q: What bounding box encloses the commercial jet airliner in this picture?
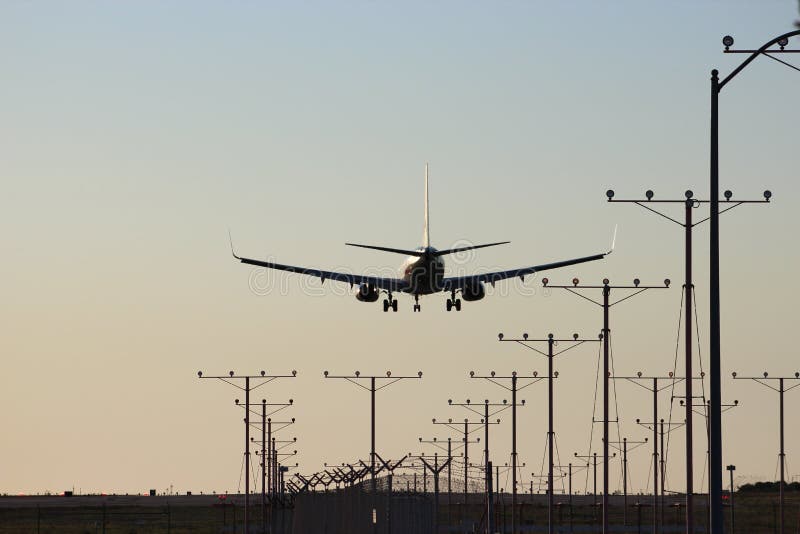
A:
[231,165,612,312]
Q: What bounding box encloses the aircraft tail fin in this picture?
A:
[423,163,430,248]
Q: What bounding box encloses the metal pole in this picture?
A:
[261,401,266,534]
[548,336,555,534]
[653,378,659,534]
[513,373,518,534]
[623,438,628,526]
[267,420,272,497]
[686,197,695,533]
[464,421,469,505]
[485,401,494,534]
[779,378,785,534]
[371,376,376,492]
[244,377,250,534]
[727,466,735,534]
[709,67,724,534]
[448,438,452,526]
[660,419,665,530]
[602,284,610,533]
[593,453,597,505]
[569,463,573,534]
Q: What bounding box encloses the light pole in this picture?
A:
[608,437,648,527]
[726,465,736,534]
[432,417,482,506]
[541,277,670,534]
[709,29,798,533]
[732,371,800,534]
[498,332,601,534]
[324,370,423,491]
[197,369,297,534]
[606,188,770,532]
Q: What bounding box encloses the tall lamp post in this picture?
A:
[709,29,799,533]
[731,371,800,534]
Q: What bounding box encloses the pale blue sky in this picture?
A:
[1,1,798,494]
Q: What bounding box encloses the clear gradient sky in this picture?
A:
[1,1,798,495]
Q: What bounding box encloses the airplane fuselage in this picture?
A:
[401,247,445,295]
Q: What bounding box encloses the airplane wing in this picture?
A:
[442,252,607,290]
[234,253,410,292]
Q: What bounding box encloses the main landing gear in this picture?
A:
[413,295,421,313]
[383,293,398,313]
[446,290,462,312]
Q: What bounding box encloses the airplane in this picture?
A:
[231,164,613,312]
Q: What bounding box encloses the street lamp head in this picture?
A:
[724,190,733,200]
[764,190,772,201]
[606,189,615,200]
[723,35,734,49]
[645,190,654,200]
[685,190,694,199]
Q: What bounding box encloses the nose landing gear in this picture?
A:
[413,295,421,312]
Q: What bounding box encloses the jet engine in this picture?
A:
[461,282,485,301]
[356,283,379,302]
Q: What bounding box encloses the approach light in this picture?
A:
[466,399,471,404]
[573,333,579,340]
[533,371,538,377]
[262,399,266,404]
[197,371,203,378]
[354,371,360,377]
[229,371,234,377]
[778,37,789,48]
[503,399,507,404]
[292,370,297,376]
[796,372,799,378]
[723,35,734,49]
[634,278,640,287]
[572,278,579,286]
[764,190,772,200]
[637,371,643,378]
[636,418,641,424]
[606,189,615,200]
[491,371,496,377]
[522,399,526,405]
[289,399,294,404]
[548,333,554,339]
[602,278,610,285]
[554,371,559,378]
[418,437,422,442]
[686,190,694,199]
[646,190,654,200]
[542,277,549,286]
[386,371,391,377]
[764,372,769,378]
[324,370,329,377]
[498,333,504,341]
[260,370,266,376]
[669,371,674,377]
[523,333,528,340]
[724,190,733,200]
[418,371,423,377]
[470,371,475,377]
[664,279,671,287]
[701,372,705,378]
[734,400,739,405]
[235,399,240,404]
[732,372,737,378]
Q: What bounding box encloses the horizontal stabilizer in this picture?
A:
[345,243,425,257]
[433,241,510,257]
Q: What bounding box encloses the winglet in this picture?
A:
[228,229,242,260]
[607,224,618,255]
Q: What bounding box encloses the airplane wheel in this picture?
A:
[392,300,398,312]
[383,299,389,312]
[446,299,452,312]
[455,299,462,311]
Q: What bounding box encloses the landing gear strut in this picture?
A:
[446,290,462,312]
[383,293,398,313]
[413,295,421,313]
